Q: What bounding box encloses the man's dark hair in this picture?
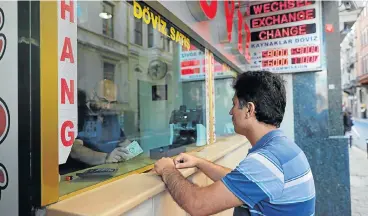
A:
[233,71,286,127]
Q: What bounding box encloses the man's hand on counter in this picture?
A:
[153,155,242,216]
[153,157,176,176]
[174,153,199,169]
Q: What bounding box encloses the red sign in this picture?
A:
[251,9,315,28]
[262,58,288,67]
[251,23,316,41]
[198,0,251,62]
[250,0,315,15]
[291,56,319,64]
[291,45,319,55]
[325,24,334,33]
[0,163,9,200]
[262,49,288,58]
[0,98,10,145]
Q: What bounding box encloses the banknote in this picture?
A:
[124,140,143,160]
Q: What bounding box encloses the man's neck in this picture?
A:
[243,124,277,147]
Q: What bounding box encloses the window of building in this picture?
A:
[214,58,237,137]
[162,36,171,52]
[134,18,143,46]
[103,62,115,81]
[360,89,363,103]
[102,1,114,38]
[59,1,209,197]
[148,25,154,48]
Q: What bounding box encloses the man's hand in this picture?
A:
[105,147,130,163]
[174,153,201,169]
[154,157,176,176]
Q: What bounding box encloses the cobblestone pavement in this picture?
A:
[350,146,368,216]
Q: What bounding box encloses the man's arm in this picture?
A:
[161,167,243,216]
[175,153,232,182]
[70,143,107,165]
[196,158,232,182]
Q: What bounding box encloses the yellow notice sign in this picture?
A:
[133,1,191,51]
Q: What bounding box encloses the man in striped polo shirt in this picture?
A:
[154,71,315,216]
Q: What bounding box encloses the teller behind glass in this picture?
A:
[62,81,133,173]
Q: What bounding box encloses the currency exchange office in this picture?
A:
[0,0,344,215]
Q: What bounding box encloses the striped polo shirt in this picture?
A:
[222,129,315,216]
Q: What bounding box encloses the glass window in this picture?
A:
[214,58,237,137]
[148,25,154,48]
[59,1,207,196]
[134,18,142,46]
[102,1,114,38]
[103,62,115,81]
[163,36,171,52]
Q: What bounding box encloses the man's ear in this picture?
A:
[247,102,256,117]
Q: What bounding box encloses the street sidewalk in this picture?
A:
[350,146,368,216]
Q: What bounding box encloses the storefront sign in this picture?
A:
[58,0,78,164]
[133,0,191,51]
[247,0,323,73]
[187,0,251,62]
[179,45,205,81]
[0,2,18,215]
[179,45,236,81]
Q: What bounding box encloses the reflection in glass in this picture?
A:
[59,1,207,196]
[214,58,236,137]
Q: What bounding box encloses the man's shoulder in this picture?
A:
[262,136,305,165]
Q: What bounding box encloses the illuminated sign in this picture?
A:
[262,49,288,58]
[247,0,323,73]
[250,0,315,15]
[251,23,316,41]
[58,0,78,164]
[179,44,236,81]
[179,44,205,81]
[187,0,251,62]
[262,58,288,67]
[133,1,190,50]
[291,56,319,64]
[291,45,319,55]
[250,9,316,28]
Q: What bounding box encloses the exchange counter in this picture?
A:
[47,135,250,216]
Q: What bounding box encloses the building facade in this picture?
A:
[353,2,368,118]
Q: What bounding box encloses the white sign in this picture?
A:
[246,0,324,73]
[0,2,18,215]
[58,0,78,164]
